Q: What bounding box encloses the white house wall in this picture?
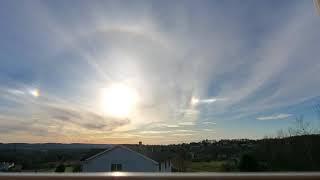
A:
[82,147,159,172]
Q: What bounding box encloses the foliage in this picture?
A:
[186,161,227,172]
[72,164,82,172]
[288,116,313,136]
[238,154,259,171]
[55,164,65,172]
[1,133,320,172]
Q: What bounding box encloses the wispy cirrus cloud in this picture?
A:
[202,122,217,125]
[0,0,320,143]
[0,86,130,142]
[178,122,195,126]
[203,129,215,132]
[256,113,292,120]
[191,97,228,106]
[172,133,193,136]
[176,129,195,132]
[139,130,172,134]
[151,123,180,128]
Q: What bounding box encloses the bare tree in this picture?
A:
[288,115,313,136]
[314,103,320,134]
[276,129,287,139]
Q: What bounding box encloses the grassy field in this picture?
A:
[36,166,74,172]
[65,166,74,172]
[37,168,55,172]
[186,161,227,172]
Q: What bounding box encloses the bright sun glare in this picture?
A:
[29,89,40,98]
[100,83,139,118]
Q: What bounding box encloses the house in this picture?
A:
[82,145,159,172]
[0,162,14,172]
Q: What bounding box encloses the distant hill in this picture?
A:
[0,143,111,150]
[1,135,320,171]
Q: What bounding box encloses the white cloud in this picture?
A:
[201,98,217,103]
[213,2,320,115]
[139,130,171,134]
[176,129,195,132]
[164,124,179,128]
[256,113,292,120]
[0,86,130,141]
[177,109,199,115]
[7,89,25,95]
[172,133,193,136]
[150,123,179,128]
[178,122,195,126]
[202,122,217,125]
[191,97,227,106]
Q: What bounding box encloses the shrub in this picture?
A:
[55,164,65,172]
[238,154,258,171]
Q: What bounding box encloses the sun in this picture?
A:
[29,89,40,98]
[100,83,139,118]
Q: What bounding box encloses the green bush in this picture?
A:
[72,164,82,172]
[55,164,65,172]
[238,154,259,171]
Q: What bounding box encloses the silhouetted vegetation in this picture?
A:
[72,164,82,172]
[55,164,65,172]
[238,154,258,171]
[0,147,101,171]
[1,134,320,172]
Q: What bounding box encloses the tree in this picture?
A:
[72,164,82,172]
[288,116,313,136]
[276,129,287,139]
[315,104,320,119]
[171,156,187,172]
[201,139,209,146]
[55,164,65,172]
[238,154,259,171]
[315,104,320,133]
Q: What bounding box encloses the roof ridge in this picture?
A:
[83,145,158,165]
[83,145,116,162]
[119,145,159,165]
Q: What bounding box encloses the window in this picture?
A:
[111,164,122,172]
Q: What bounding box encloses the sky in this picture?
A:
[0,0,320,144]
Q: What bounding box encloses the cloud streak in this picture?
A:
[257,114,292,121]
[202,122,217,125]
[0,86,130,142]
[178,122,195,126]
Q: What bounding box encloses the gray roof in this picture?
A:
[83,145,159,165]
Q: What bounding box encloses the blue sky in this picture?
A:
[0,0,320,144]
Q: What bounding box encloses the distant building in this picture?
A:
[82,145,159,172]
[0,162,14,172]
